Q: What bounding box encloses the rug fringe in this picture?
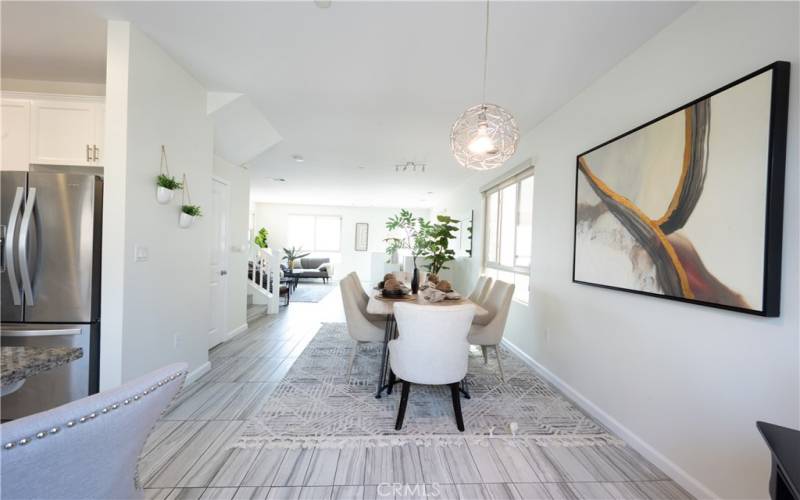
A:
[232,434,625,450]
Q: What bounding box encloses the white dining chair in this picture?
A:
[468,275,493,305]
[389,302,475,431]
[469,280,515,382]
[343,272,383,323]
[1,362,188,500]
[340,276,386,380]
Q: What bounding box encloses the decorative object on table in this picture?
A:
[420,288,447,303]
[573,61,789,317]
[155,145,182,204]
[236,322,619,449]
[426,273,439,285]
[426,215,460,275]
[282,246,311,270]
[254,227,269,249]
[381,278,406,297]
[178,173,201,228]
[450,0,519,171]
[385,209,433,295]
[436,280,453,293]
[355,222,369,251]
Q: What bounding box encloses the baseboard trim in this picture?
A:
[185,361,211,386]
[501,338,718,500]
[225,323,248,342]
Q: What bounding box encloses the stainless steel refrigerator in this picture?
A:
[1,171,102,420]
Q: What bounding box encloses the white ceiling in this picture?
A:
[7,2,692,207]
[1,2,107,83]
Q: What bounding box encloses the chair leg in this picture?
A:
[346,341,359,379]
[395,381,411,430]
[449,383,465,432]
[493,345,505,382]
[481,346,489,365]
[387,369,396,395]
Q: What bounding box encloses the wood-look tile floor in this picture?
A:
[142,288,693,500]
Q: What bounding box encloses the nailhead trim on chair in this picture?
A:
[2,370,187,451]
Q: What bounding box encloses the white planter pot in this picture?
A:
[156,186,174,204]
[179,213,195,228]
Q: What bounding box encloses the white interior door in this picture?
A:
[209,177,230,348]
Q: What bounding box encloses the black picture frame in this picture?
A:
[572,61,790,317]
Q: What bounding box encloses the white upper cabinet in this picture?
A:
[1,99,31,171]
[30,99,104,166]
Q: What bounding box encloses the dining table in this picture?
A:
[366,291,489,399]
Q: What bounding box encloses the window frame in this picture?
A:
[482,168,534,300]
[287,214,342,253]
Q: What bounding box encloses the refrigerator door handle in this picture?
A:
[1,328,82,337]
[4,187,24,306]
[19,187,37,305]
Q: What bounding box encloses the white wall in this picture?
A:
[213,156,250,336]
[432,3,799,498]
[102,21,213,387]
[253,203,429,281]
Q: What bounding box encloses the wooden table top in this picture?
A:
[367,292,489,317]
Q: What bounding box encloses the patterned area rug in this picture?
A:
[290,282,337,303]
[236,323,620,449]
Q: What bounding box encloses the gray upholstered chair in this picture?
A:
[468,275,493,305]
[340,275,386,379]
[468,281,515,382]
[1,363,188,500]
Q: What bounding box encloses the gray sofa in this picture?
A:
[285,257,335,284]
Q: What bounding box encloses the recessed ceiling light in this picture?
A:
[427,191,434,195]
[314,0,332,8]
[291,154,304,163]
[269,177,287,182]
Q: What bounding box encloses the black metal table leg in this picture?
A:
[375,314,393,398]
[460,376,471,399]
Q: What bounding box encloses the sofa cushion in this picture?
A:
[300,257,330,270]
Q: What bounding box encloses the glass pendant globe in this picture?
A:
[450,103,519,171]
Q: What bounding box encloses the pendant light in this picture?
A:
[450,0,519,171]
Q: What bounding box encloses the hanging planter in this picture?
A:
[156,145,182,204]
[178,173,202,228]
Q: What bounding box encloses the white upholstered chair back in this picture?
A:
[468,276,493,305]
[390,302,475,385]
[1,362,188,500]
[340,277,384,343]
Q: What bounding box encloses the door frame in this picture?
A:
[209,175,231,349]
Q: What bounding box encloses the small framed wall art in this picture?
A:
[355,223,369,251]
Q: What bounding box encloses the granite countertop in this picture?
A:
[1,346,83,387]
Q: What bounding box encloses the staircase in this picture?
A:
[247,247,280,315]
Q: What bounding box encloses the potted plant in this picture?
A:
[156,174,182,204]
[424,214,460,275]
[179,204,202,228]
[384,209,433,293]
[254,228,269,248]
[282,246,311,270]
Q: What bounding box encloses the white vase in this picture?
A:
[179,212,195,228]
[156,186,174,204]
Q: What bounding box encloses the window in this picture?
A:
[483,169,534,303]
[288,215,341,253]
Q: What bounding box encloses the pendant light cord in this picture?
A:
[481,0,490,104]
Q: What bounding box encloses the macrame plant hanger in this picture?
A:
[181,173,191,206]
[160,145,170,177]
[156,145,176,204]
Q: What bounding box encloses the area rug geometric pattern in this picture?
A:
[236,323,621,449]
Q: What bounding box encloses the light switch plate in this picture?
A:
[134,245,149,262]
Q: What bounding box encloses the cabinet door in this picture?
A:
[92,103,104,165]
[30,100,96,166]
[1,99,31,171]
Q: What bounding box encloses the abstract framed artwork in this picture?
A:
[573,61,790,316]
